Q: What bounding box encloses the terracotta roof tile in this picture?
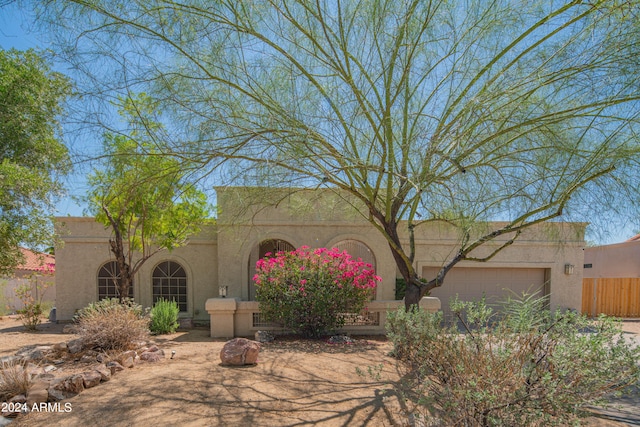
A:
[17,248,55,272]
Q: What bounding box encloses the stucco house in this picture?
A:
[54,187,586,335]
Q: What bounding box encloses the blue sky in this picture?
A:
[0,4,636,245]
[1,3,87,217]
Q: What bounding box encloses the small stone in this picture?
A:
[44,365,57,373]
[27,388,50,406]
[67,339,83,354]
[255,331,275,343]
[106,361,125,375]
[93,364,111,382]
[118,350,137,364]
[81,370,102,388]
[80,354,96,363]
[139,351,163,362]
[122,356,134,368]
[146,345,160,353]
[220,338,261,366]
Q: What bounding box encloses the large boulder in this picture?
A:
[220,338,261,366]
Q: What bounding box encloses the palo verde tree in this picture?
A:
[86,95,210,301]
[0,47,71,276]
[39,0,640,307]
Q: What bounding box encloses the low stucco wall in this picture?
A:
[584,241,640,278]
[205,297,441,338]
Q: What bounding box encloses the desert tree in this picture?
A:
[86,94,210,301]
[0,47,71,276]
[36,0,640,307]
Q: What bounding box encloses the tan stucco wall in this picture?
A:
[584,241,640,278]
[54,187,586,321]
[55,217,218,321]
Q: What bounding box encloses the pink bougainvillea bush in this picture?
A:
[254,246,381,338]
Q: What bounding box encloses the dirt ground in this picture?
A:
[1,316,639,427]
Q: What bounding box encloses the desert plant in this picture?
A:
[75,298,149,351]
[149,298,180,334]
[254,246,380,338]
[14,280,52,332]
[0,359,32,401]
[386,294,640,426]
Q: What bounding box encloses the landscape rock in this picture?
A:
[327,335,355,344]
[52,342,68,352]
[139,351,163,362]
[17,345,52,361]
[118,350,137,364]
[50,374,84,396]
[81,370,102,388]
[66,338,84,354]
[80,354,96,363]
[25,363,45,377]
[255,331,275,343]
[26,380,51,405]
[93,364,111,382]
[122,357,134,368]
[106,361,125,375]
[220,338,261,366]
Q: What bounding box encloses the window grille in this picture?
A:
[152,261,188,312]
[97,261,132,300]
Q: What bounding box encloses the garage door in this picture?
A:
[422,267,547,322]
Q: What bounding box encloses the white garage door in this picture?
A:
[422,267,547,322]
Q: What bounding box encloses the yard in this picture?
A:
[1,316,638,426]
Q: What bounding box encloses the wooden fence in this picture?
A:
[582,278,640,318]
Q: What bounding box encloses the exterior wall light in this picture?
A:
[564,264,574,275]
[219,285,228,298]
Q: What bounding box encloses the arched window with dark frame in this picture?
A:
[97,261,132,300]
[152,261,188,312]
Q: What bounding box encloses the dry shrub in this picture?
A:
[75,298,149,351]
[386,294,640,426]
[0,360,32,401]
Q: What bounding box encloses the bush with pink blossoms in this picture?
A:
[254,246,380,338]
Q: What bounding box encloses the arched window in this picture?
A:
[97,261,132,300]
[333,240,376,269]
[248,239,296,300]
[152,261,188,312]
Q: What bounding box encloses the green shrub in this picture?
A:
[386,294,640,426]
[150,298,180,334]
[14,281,51,331]
[75,298,149,351]
[254,246,380,338]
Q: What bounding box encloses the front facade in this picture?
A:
[55,187,586,330]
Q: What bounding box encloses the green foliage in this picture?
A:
[0,48,71,276]
[255,247,379,338]
[87,94,211,299]
[149,298,180,334]
[395,278,406,301]
[75,298,149,351]
[38,1,640,307]
[386,295,640,426]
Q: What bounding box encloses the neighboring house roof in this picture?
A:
[17,248,55,272]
